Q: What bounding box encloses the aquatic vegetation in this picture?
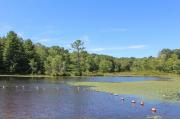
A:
[69,76,180,102]
[146,115,162,119]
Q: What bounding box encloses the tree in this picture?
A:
[119,58,134,71]
[85,54,98,72]
[44,46,70,76]
[131,59,144,71]
[34,43,48,74]
[0,37,4,72]
[99,59,113,72]
[23,39,36,73]
[1,31,180,76]
[173,60,180,74]
[71,40,85,76]
[3,31,28,73]
[29,58,38,74]
[159,49,173,60]
[173,49,180,59]
[24,39,35,59]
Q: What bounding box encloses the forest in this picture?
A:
[0,31,180,76]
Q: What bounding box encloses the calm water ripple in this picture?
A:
[0,76,179,119]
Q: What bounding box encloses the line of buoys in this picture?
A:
[119,96,157,113]
[0,86,62,91]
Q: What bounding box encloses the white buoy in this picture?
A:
[36,86,39,90]
[77,86,80,92]
[2,85,5,89]
[151,107,157,112]
[121,97,124,100]
[16,86,18,88]
[140,101,144,106]
[131,100,136,104]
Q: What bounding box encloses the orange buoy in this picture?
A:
[131,100,136,103]
[151,107,157,112]
[140,101,144,106]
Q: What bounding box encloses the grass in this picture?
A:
[82,71,177,77]
[69,76,180,102]
[0,74,52,78]
[0,71,177,77]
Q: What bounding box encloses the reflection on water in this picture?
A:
[0,76,179,118]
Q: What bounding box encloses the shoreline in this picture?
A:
[0,71,178,78]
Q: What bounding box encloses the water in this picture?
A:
[0,76,179,119]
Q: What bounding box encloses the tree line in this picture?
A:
[0,31,179,76]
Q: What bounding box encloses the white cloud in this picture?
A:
[0,24,13,35]
[89,45,148,52]
[80,35,89,42]
[17,32,25,38]
[31,30,65,44]
[90,48,106,52]
[127,45,147,49]
[101,28,128,33]
[36,38,51,42]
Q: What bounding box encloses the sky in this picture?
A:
[0,0,180,58]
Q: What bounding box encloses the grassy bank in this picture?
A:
[0,71,177,77]
[82,71,177,77]
[69,76,180,102]
[0,74,52,78]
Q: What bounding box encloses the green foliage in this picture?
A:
[0,31,179,76]
[44,46,69,76]
[3,31,28,73]
[85,54,99,72]
[99,59,113,72]
[70,77,180,102]
[173,60,180,74]
[0,37,4,72]
[29,58,38,74]
[71,40,85,76]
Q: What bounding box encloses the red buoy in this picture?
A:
[151,107,157,112]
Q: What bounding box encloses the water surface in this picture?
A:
[0,76,179,119]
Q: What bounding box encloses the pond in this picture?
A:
[0,76,179,119]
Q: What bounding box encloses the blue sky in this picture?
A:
[0,0,180,58]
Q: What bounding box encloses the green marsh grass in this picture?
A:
[69,76,180,102]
